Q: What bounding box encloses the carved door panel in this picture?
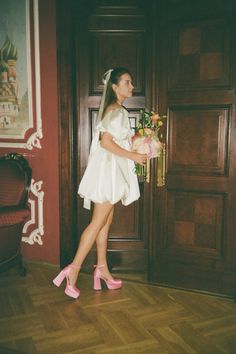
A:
[58,0,236,295]
[150,2,236,296]
[75,0,153,271]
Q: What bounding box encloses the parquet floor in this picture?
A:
[0,263,236,354]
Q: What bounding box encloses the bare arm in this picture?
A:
[100,132,147,165]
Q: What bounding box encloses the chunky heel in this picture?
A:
[93,264,122,291]
[53,270,66,287]
[93,274,102,290]
[52,264,80,299]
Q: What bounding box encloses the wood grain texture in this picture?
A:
[151,0,236,296]
[57,0,236,295]
[0,263,235,354]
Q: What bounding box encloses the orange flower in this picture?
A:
[151,113,160,124]
[138,128,145,136]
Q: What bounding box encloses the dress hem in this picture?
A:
[79,193,140,210]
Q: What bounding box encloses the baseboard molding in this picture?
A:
[82,249,148,273]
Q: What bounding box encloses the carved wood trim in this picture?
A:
[56,0,78,267]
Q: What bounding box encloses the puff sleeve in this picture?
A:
[99,108,129,142]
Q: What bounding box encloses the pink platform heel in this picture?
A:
[93,264,122,290]
[53,264,80,299]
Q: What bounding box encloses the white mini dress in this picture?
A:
[78,107,140,208]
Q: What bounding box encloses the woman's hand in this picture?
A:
[131,152,148,166]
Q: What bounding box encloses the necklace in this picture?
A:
[117,100,123,106]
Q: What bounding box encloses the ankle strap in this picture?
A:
[70,263,81,269]
[94,264,105,268]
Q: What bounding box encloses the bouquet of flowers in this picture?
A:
[131,109,166,178]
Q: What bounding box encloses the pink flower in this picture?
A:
[148,139,163,158]
[132,136,150,154]
[132,136,163,159]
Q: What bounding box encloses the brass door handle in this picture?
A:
[157,143,166,187]
[146,159,150,183]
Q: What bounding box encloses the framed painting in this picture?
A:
[0,0,42,150]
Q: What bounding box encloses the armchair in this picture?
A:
[0,152,32,276]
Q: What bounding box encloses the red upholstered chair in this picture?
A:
[0,153,32,276]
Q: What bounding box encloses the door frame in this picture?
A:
[56,0,159,270]
[56,0,78,267]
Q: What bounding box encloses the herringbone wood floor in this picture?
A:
[0,263,236,354]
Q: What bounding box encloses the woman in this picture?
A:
[53,67,147,298]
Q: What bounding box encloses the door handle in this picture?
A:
[146,159,150,183]
[157,143,166,187]
[144,143,165,186]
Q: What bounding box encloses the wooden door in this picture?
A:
[75,0,154,272]
[57,0,236,296]
[149,0,236,296]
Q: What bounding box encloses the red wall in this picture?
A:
[0,0,60,264]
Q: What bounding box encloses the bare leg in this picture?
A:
[69,202,114,285]
[96,207,114,280]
